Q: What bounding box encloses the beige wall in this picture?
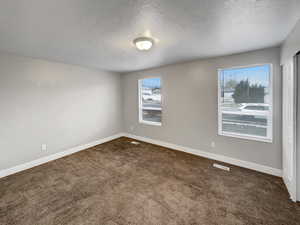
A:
[0,53,122,171]
[122,47,282,169]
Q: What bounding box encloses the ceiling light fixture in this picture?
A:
[133,37,154,51]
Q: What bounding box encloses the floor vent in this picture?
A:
[130,141,140,145]
[213,163,230,171]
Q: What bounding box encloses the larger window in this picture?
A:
[139,77,162,126]
[218,64,272,142]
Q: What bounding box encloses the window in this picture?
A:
[218,64,272,142]
[139,77,162,126]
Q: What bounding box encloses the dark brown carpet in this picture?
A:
[0,137,299,225]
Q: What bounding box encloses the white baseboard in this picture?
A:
[283,176,297,202]
[123,133,282,177]
[0,133,123,179]
[0,132,282,179]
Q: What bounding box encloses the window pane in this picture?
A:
[142,109,162,123]
[219,65,271,140]
[142,78,161,109]
[140,78,162,124]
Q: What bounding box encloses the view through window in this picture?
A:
[139,77,162,125]
[218,64,272,142]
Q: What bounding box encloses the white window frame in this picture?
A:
[217,64,273,143]
[138,77,162,126]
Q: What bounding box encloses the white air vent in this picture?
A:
[213,163,230,171]
[130,141,140,145]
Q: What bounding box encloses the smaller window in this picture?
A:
[139,78,162,126]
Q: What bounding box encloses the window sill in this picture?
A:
[219,131,272,143]
[139,120,162,126]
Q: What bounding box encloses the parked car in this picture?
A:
[239,103,269,119]
[142,93,161,102]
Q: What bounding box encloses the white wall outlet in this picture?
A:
[130,125,135,131]
[211,141,216,148]
[41,144,47,151]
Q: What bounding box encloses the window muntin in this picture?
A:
[244,106,266,111]
[139,78,162,125]
[218,64,272,142]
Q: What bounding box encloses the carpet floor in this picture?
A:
[0,137,299,225]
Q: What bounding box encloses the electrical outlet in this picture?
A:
[130,125,135,131]
[41,144,47,151]
[211,141,216,148]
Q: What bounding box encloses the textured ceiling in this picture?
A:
[0,0,299,72]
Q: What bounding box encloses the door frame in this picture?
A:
[296,53,300,201]
[282,55,297,202]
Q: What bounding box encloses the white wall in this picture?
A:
[0,53,122,171]
[281,19,300,64]
[122,47,282,170]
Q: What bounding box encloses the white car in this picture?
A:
[239,103,269,118]
[142,93,161,102]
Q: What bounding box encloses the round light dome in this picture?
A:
[133,37,154,51]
